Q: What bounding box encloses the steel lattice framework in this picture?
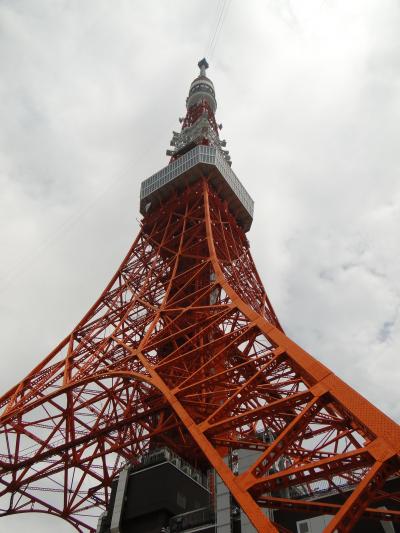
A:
[1,60,400,532]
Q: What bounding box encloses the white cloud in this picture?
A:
[0,0,399,530]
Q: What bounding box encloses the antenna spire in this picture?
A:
[198,57,209,77]
[166,58,231,166]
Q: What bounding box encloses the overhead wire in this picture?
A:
[208,0,232,60]
[1,3,233,293]
[205,0,226,57]
[205,0,232,60]
[0,5,165,293]
[0,132,165,293]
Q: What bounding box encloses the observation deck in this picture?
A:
[140,145,254,232]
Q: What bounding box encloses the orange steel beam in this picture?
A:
[0,180,399,532]
[257,494,400,522]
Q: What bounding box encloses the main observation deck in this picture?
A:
[140,145,254,232]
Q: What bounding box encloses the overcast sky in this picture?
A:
[0,1,399,531]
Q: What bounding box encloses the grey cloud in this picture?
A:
[0,1,399,530]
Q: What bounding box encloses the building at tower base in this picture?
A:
[97,422,400,532]
[96,448,214,533]
[97,447,399,533]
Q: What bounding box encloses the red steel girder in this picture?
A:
[0,179,399,532]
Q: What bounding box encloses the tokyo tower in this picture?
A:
[0,59,399,532]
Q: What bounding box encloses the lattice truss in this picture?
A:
[0,180,399,532]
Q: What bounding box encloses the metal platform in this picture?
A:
[140,145,254,232]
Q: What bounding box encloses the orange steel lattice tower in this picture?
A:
[1,59,400,533]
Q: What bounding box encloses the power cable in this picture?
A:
[0,8,174,293]
[0,132,163,293]
[205,0,226,58]
[1,2,233,293]
[208,0,232,60]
